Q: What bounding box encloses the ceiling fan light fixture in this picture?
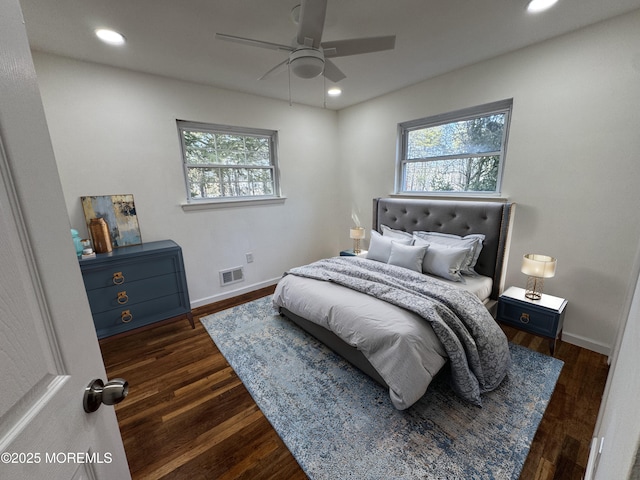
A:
[327,87,342,96]
[289,48,325,79]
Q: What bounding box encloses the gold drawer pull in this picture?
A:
[520,313,530,324]
[117,291,129,305]
[113,272,125,285]
[121,310,133,323]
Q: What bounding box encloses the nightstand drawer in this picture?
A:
[498,300,559,337]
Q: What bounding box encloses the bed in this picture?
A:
[273,197,515,410]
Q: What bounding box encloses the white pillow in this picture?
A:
[367,230,412,263]
[388,241,428,273]
[413,232,485,276]
[414,238,468,282]
[381,224,413,241]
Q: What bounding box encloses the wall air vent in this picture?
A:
[219,266,244,286]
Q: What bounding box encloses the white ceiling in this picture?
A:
[19,0,640,110]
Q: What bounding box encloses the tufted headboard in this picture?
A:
[372,197,515,300]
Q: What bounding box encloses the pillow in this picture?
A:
[387,241,428,273]
[413,238,468,282]
[381,224,414,241]
[367,230,412,263]
[413,231,485,276]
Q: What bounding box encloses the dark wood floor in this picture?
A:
[100,286,609,480]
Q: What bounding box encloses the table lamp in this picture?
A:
[521,254,557,300]
[350,227,365,254]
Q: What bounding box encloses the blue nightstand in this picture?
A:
[497,286,567,356]
[340,249,367,256]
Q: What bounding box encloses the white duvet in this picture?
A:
[272,256,507,410]
[273,274,450,409]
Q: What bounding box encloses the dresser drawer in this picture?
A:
[79,240,193,338]
[81,254,179,291]
[498,300,560,338]
[92,293,188,338]
[85,273,181,314]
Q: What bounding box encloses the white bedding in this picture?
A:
[273,254,503,409]
[435,274,493,303]
[273,274,448,409]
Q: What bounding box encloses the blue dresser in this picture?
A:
[79,240,193,339]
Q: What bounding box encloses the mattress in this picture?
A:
[433,274,493,303]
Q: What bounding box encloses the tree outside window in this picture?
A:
[178,121,280,202]
[397,100,512,195]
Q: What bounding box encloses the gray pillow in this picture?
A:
[381,224,413,241]
[388,241,428,273]
[414,238,468,282]
[413,232,485,276]
[367,230,412,263]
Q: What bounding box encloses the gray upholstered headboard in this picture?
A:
[372,197,515,300]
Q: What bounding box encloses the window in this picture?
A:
[396,99,512,195]
[178,120,280,203]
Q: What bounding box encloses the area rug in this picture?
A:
[201,296,563,480]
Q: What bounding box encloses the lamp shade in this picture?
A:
[521,254,556,278]
[350,227,365,240]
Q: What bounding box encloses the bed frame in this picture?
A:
[279,197,515,387]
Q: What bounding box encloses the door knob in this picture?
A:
[83,378,129,413]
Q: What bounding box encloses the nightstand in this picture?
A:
[496,286,567,356]
[340,249,367,256]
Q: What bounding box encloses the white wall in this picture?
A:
[32,53,341,307]
[336,10,640,355]
[32,10,640,353]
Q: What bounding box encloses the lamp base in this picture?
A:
[525,276,544,300]
[353,239,361,255]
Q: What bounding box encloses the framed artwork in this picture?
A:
[81,194,142,248]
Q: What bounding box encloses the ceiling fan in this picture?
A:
[215,0,396,82]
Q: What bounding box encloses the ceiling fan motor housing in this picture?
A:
[289,48,325,79]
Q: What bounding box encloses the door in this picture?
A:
[0,1,130,478]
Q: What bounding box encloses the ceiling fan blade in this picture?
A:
[215,33,293,53]
[296,0,327,48]
[258,59,289,81]
[322,35,396,58]
[323,59,346,83]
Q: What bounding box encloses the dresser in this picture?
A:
[496,286,567,356]
[79,240,194,339]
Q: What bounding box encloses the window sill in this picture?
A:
[390,193,509,203]
[181,196,287,211]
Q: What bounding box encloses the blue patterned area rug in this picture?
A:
[201,296,563,480]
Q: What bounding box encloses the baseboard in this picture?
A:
[191,277,281,308]
[562,331,611,356]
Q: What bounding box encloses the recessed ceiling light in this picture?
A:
[327,87,342,97]
[527,0,559,13]
[95,29,126,46]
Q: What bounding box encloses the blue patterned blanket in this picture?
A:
[285,256,511,406]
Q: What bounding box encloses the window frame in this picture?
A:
[177,120,281,205]
[395,99,512,196]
